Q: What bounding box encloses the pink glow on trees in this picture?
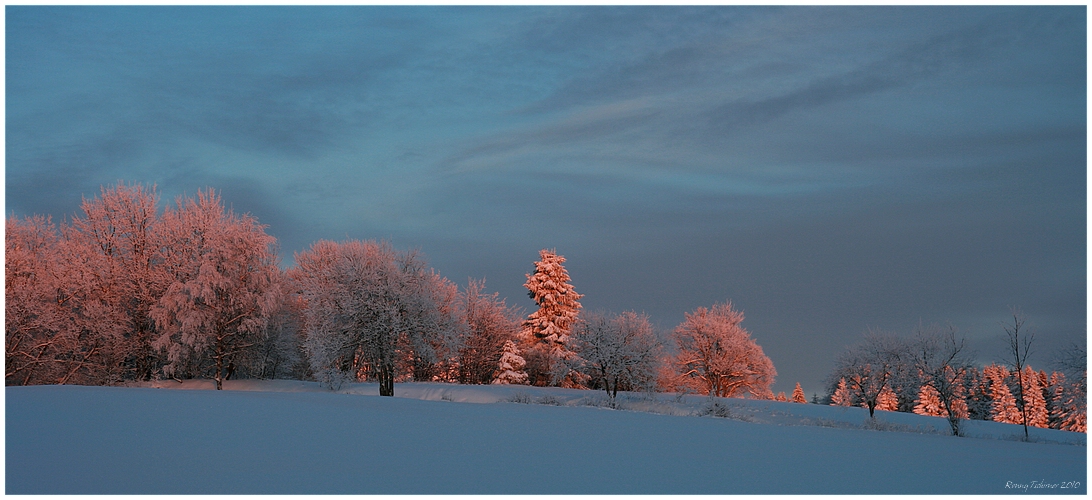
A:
[914,384,946,416]
[68,181,167,380]
[985,364,1022,425]
[669,301,776,399]
[520,249,583,387]
[457,279,523,384]
[829,331,913,418]
[150,189,280,390]
[6,215,122,385]
[1020,365,1050,429]
[791,382,807,403]
[875,385,899,412]
[830,378,851,406]
[913,325,972,435]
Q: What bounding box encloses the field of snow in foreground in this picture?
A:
[7,381,1087,494]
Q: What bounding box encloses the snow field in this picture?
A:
[6,382,1087,494]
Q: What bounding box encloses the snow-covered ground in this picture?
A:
[7,380,1086,494]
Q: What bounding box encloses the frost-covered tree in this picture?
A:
[457,279,522,384]
[775,392,787,402]
[6,215,124,385]
[1020,366,1050,429]
[669,301,776,399]
[791,382,807,403]
[1050,341,1086,433]
[914,384,946,416]
[1002,309,1035,440]
[828,330,917,415]
[243,282,309,380]
[520,249,583,387]
[151,189,280,390]
[291,240,457,396]
[573,310,660,398]
[68,182,168,381]
[963,367,993,421]
[913,325,972,436]
[399,266,463,383]
[985,365,1023,425]
[1052,376,1087,433]
[831,378,851,406]
[831,332,911,418]
[876,384,899,412]
[492,340,529,385]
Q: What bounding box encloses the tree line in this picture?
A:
[8,181,1083,437]
[7,182,779,399]
[825,319,1086,436]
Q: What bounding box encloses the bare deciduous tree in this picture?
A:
[1002,308,1035,440]
[830,331,912,418]
[914,324,972,436]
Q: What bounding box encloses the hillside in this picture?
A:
[6,381,1086,494]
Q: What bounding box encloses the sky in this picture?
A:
[6,6,1086,395]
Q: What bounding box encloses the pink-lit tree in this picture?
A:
[913,325,972,436]
[457,279,522,384]
[875,384,899,412]
[830,378,851,406]
[669,301,776,399]
[67,181,168,381]
[791,382,807,403]
[829,330,914,417]
[150,189,280,390]
[520,249,584,387]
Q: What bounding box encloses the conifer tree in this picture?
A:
[776,392,787,401]
[985,365,1022,425]
[1049,372,1067,429]
[791,382,807,403]
[831,378,851,406]
[914,384,946,416]
[1021,365,1050,428]
[964,367,993,420]
[492,340,529,385]
[876,385,899,412]
[520,249,583,386]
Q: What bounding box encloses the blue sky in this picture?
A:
[6,6,1086,395]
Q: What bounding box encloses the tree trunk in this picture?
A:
[379,360,394,397]
[214,334,224,390]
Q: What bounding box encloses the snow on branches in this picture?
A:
[150,189,281,390]
[520,249,583,387]
[669,301,776,399]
